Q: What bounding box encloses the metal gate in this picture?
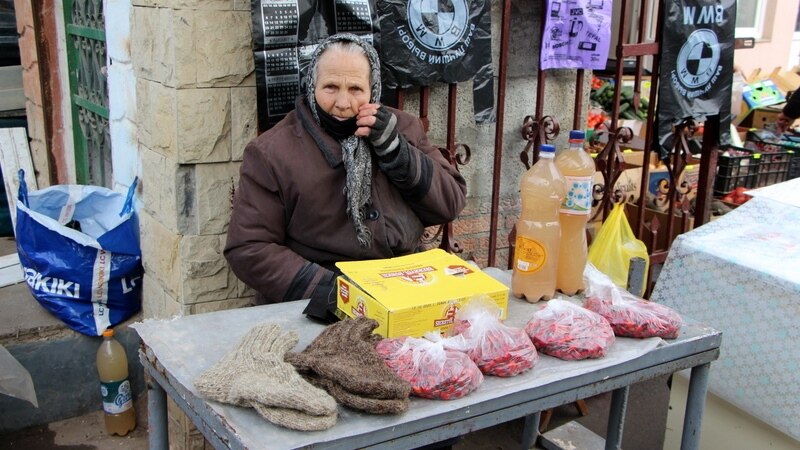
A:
[64,0,111,187]
[404,0,716,297]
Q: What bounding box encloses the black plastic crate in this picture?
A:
[754,150,792,187]
[790,152,800,180]
[776,136,800,179]
[739,130,794,187]
[714,147,758,196]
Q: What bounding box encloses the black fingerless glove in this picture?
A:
[368,107,403,158]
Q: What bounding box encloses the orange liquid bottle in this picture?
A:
[555,130,595,295]
[96,328,136,436]
[512,144,566,302]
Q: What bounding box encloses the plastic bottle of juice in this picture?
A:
[96,328,136,436]
[512,144,566,302]
[554,130,596,295]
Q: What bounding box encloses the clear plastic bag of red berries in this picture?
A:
[524,298,616,360]
[441,296,538,377]
[375,335,484,400]
[583,264,682,339]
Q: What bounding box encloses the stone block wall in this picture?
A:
[130,0,257,320]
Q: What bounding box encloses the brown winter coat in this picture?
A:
[225,98,466,315]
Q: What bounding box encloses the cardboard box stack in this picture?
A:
[734,68,800,129]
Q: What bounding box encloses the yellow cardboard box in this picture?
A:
[335,249,509,338]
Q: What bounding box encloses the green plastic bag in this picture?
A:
[587,203,649,296]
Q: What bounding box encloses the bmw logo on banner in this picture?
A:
[657,0,736,154]
[378,0,495,122]
[408,0,469,52]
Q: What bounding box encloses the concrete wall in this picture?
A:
[734,1,800,76]
[106,0,141,192]
[403,0,587,266]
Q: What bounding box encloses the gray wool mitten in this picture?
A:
[285,318,411,413]
[195,322,338,431]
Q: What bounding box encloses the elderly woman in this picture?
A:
[225,34,467,322]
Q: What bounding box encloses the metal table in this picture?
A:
[134,291,720,450]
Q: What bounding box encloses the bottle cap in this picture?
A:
[569,130,585,140]
[541,144,556,153]
[102,328,114,337]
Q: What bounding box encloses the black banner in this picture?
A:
[377,0,495,122]
[657,0,736,155]
[250,0,494,130]
[251,0,377,131]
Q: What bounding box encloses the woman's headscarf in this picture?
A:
[305,33,382,248]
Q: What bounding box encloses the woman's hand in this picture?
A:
[355,103,380,136]
[776,112,795,134]
[356,104,400,156]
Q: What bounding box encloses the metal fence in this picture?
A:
[404,0,718,297]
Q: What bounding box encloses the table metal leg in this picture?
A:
[680,363,711,450]
[520,412,541,450]
[605,385,630,450]
[147,373,169,450]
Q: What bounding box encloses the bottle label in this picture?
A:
[560,175,593,215]
[101,379,133,414]
[514,236,547,273]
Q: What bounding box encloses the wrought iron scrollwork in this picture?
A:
[664,119,696,203]
[73,35,108,109]
[590,125,634,221]
[519,115,560,170]
[69,0,110,186]
[72,0,105,28]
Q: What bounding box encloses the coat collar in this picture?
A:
[295,97,343,168]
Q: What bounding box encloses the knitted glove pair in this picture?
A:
[195,323,337,431]
[286,318,412,414]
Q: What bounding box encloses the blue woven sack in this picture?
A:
[15,170,143,336]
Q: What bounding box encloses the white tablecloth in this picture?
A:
[651,191,800,441]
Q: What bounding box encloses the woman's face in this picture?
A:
[314,49,371,120]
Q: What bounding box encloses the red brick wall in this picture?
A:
[452,193,520,269]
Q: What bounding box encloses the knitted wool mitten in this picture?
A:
[285,318,411,414]
[195,323,338,431]
[309,376,410,415]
